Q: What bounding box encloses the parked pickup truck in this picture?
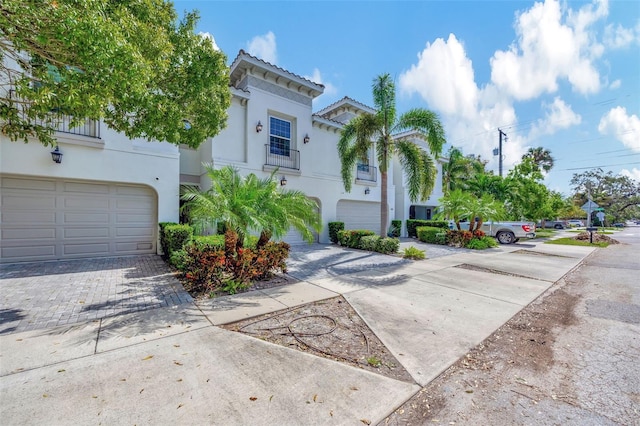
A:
[449,220,536,244]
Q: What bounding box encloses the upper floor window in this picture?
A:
[269,116,291,156]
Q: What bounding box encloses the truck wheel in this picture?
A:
[496,231,516,244]
[554,224,562,229]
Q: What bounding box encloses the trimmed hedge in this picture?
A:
[337,229,376,248]
[161,223,193,259]
[328,221,345,244]
[416,226,447,245]
[159,222,177,258]
[337,230,399,254]
[406,220,449,238]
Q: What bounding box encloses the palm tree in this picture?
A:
[443,147,488,194]
[436,189,473,230]
[338,73,446,236]
[466,194,506,232]
[523,147,554,172]
[181,164,321,253]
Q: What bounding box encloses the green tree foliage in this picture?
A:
[436,189,504,231]
[442,146,488,194]
[522,147,554,172]
[181,165,322,251]
[338,73,446,236]
[504,157,550,221]
[570,168,640,222]
[1,0,230,148]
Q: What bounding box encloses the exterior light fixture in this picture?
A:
[256,121,263,133]
[364,187,370,195]
[50,145,63,164]
[280,176,287,186]
[303,134,310,144]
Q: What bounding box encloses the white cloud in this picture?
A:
[304,68,338,97]
[246,31,277,64]
[529,97,582,138]
[609,79,621,89]
[620,168,640,182]
[598,106,640,152]
[198,32,220,51]
[490,0,606,100]
[399,34,478,119]
[603,23,639,49]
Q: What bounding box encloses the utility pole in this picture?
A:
[494,129,507,177]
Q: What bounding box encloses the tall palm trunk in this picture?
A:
[380,171,388,237]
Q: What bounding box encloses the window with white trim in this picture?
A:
[269,116,291,156]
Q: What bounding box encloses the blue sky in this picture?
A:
[175,0,640,196]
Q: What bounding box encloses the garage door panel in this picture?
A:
[64,181,109,194]
[64,227,110,238]
[2,228,56,240]
[336,200,381,234]
[64,196,110,209]
[2,211,56,224]
[116,198,154,209]
[2,245,56,259]
[116,227,154,237]
[3,194,56,209]
[117,242,153,252]
[1,175,157,262]
[1,177,56,191]
[64,243,110,256]
[64,212,109,224]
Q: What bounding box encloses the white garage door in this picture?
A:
[1,175,157,263]
[278,199,320,245]
[336,200,381,235]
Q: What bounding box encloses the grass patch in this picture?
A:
[545,237,609,248]
[534,229,555,238]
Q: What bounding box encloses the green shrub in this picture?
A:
[447,230,474,247]
[376,237,399,254]
[402,246,426,260]
[337,229,376,248]
[465,236,498,250]
[388,220,402,237]
[216,222,226,235]
[163,224,193,258]
[407,220,448,237]
[328,222,345,244]
[360,235,381,251]
[169,249,189,270]
[159,222,178,259]
[434,232,447,245]
[178,241,290,296]
[416,226,446,244]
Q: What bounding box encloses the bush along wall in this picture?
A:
[406,220,449,238]
[337,230,399,254]
[328,221,345,244]
[162,224,194,259]
[416,226,447,245]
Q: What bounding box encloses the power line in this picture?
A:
[561,161,640,171]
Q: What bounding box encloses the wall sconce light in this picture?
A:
[256,121,263,133]
[364,187,370,195]
[280,176,287,186]
[303,134,310,144]
[50,145,63,164]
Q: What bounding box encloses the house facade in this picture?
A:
[0,49,444,263]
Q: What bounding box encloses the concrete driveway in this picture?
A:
[0,238,596,425]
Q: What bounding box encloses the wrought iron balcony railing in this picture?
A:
[264,144,300,170]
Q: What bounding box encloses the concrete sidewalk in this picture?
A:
[0,239,596,425]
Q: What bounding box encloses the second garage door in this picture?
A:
[1,175,157,263]
[336,200,381,235]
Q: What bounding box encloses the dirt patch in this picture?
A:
[221,296,415,384]
[574,232,620,244]
[379,285,580,425]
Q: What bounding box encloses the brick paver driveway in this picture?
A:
[0,255,192,335]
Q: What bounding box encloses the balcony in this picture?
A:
[8,89,100,139]
[38,115,101,139]
[356,163,377,182]
[264,144,300,171]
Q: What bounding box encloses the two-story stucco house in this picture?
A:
[0,49,444,263]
